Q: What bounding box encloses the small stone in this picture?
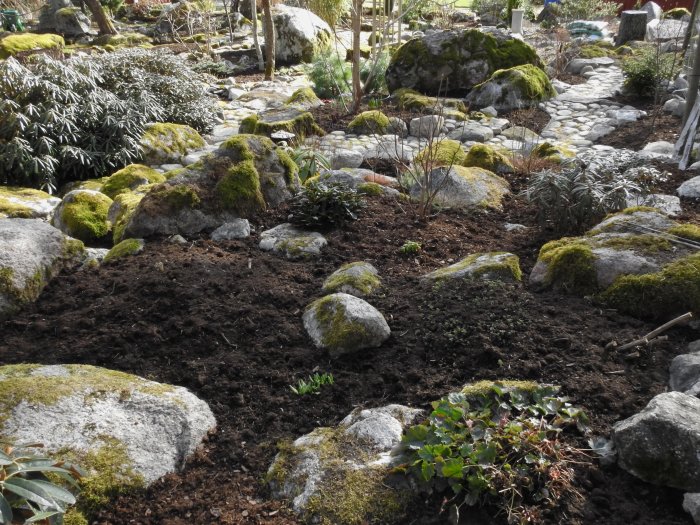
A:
[211,219,251,241]
[259,223,327,259]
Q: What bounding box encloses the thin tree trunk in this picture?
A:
[683,0,699,51]
[84,0,118,35]
[262,0,275,80]
[351,0,362,112]
[251,0,264,71]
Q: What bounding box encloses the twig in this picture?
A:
[616,312,693,351]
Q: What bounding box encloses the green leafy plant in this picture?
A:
[622,47,680,98]
[399,240,422,254]
[288,181,365,228]
[360,50,390,95]
[292,147,331,183]
[398,383,588,524]
[526,157,643,234]
[0,442,82,524]
[290,373,334,395]
[308,48,351,99]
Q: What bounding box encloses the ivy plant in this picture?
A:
[398,383,588,524]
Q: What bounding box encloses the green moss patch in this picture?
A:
[103,238,145,264]
[599,252,700,319]
[461,379,540,397]
[0,186,56,218]
[111,192,144,244]
[463,144,514,173]
[142,123,205,161]
[427,252,522,282]
[59,192,113,243]
[415,139,467,167]
[474,64,555,104]
[307,295,370,351]
[239,108,325,139]
[538,238,598,295]
[216,160,266,214]
[0,33,64,59]
[347,110,390,135]
[532,142,575,162]
[286,87,321,108]
[394,88,467,113]
[322,262,381,296]
[101,165,165,199]
[664,7,690,18]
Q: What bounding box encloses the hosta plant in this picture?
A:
[0,442,82,524]
[398,383,588,524]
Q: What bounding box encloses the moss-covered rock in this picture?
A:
[51,190,113,244]
[100,165,166,199]
[347,110,390,135]
[259,223,327,259]
[109,192,144,244]
[268,404,422,524]
[92,32,152,47]
[394,88,468,114]
[531,142,575,163]
[239,107,325,139]
[414,139,467,167]
[140,123,206,165]
[463,144,514,174]
[664,7,690,19]
[322,262,381,297]
[0,219,85,319]
[530,208,700,319]
[466,64,556,111]
[0,186,60,219]
[409,165,510,210]
[423,252,522,283]
[303,293,390,355]
[103,238,145,264]
[286,86,323,109]
[0,364,216,520]
[125,136,299,238]
[386,28,543,95]
[0,33,64,59]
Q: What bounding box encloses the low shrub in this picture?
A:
[288,181,364,228]
[622,47,680,98]
[398,383,588,524]
[308,48,351,99]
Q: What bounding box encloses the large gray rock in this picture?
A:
[0,219,84,319]
[312,169,399,196]
[613,392,700,491]
[641,1,663,21]
[566,57,615,74]
[684,493,700,525]
[646,18,688,41]
[125,135,299,238]
[259,223,327,259]
[268,404,422,522]
[303,293,390,355]
[0,364,216,485]
[385,28,543,95]
[54,6,91,36]
[408,166,510,210]
[211,219,251,240]
[678,176,700,198]
[140,123,206,165]
[670,352,700,395]
[409,115,444,139]
[447,120,494,142]
[272,5,332,64]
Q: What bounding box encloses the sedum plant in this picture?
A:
[0,442,82,524]
[398,383,588,524]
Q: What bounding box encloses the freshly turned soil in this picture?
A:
[0,192,696,524]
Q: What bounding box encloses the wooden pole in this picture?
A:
[683,24,700,126]
[262,0,275,80]
[683,0,699,52]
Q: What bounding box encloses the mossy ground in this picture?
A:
[101,165,165,199]
[394,88,467,113]
[59,192,113,243]
[0,33,64,59]
[347,111,390,135]
[103,238,144,264]
[532,142,575,163]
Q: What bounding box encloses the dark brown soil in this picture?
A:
[0,192,696,525]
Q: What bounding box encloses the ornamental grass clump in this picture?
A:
[398,383,588,524]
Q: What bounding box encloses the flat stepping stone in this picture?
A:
[259,223,327,259]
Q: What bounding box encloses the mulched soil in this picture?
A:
[0,190,697,524]
[1,77,699,524]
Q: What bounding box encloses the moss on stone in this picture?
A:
[415,139,467,167]
[394,88,467,113]
[597,234,672,253]
[151,184,201,212]
[357,182,383,196]
[111,192,144,244]
[276,148,300,186]
[0,33,64,59]
[463,144,514,173]
[664,7,690,18]
[538,237,598,295]
[599,252,700,319]
[239,110,324,139]
[531,142,575,162]
[322,262,381,295]
[215,160,266,214]
[63,508,89,525]
[286,87,321,107]
[620,206,659,215]
[92,32,152,47]
[60,192,113,243]
[101,165,165,199]
[142,123,205,160]
[307,295,369,351]
[347,111,390,135]
[0,186,55,218]
[669,223,700,242]
[429,252,522,282]
[452,166,509,210]
[103,238,144,264]
[475,64,556,104]
[461,379,540,397]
